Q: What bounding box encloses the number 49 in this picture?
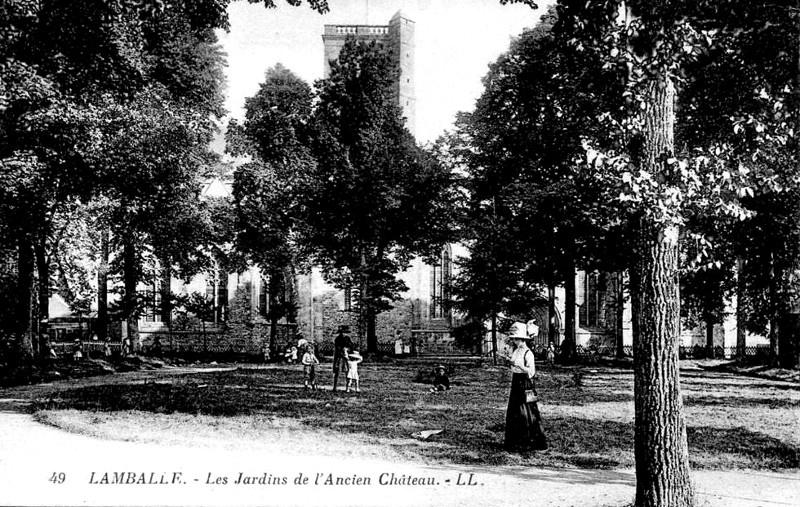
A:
[48,472,66,484]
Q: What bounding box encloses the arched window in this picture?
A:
[344,285,353,312]
[430,246,452,321]
[258,274,269,318]
[143,278,162,323]
[205,266,228,323]
[580,272,606,328]
[259,270,290,318]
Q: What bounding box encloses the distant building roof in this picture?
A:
[49,293,72,319]
[390,9,410,22]
[49,293,96,320]
[201,177,233,199]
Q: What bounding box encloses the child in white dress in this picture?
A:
[346,351,362,393]
[301,345,320,390]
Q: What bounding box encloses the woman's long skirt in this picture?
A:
[504,373,548,452]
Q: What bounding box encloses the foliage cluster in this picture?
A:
[0,0,326,369]
[447,2,800,371]
[230,40,457,352]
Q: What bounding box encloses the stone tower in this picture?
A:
[321,10,416,135]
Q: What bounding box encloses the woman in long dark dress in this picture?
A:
[504,321,548,452]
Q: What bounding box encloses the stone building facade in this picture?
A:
[512,271,769,358]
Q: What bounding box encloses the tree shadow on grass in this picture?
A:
[542,390,635,406]
[381,416,637,468]
[402,416,799,470]
[683,382,800,395]
[685,394,800,409]
[0,398,31,414]
[680,372,800,391]
[34,384,272,416]
[688,426,800,469]
[34,372,800,470]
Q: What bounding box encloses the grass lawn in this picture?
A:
[32,361,800,470]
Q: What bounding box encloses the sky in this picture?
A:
[216,0,553,145]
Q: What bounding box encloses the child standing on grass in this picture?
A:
[302,344,320,390]
[346,351,362,393]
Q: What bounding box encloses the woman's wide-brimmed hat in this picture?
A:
[337,325,351,333]
[436,364,446,371]
[348,350,362,360]
[508,321,534,340]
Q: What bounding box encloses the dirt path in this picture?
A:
[0,365,797,507]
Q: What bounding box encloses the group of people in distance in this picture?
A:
[65,335,130,361]
[295,325,362,393]
[331,325,363,392]
[289,319,548,455]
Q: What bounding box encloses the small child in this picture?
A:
[546,343,556,366]
[45,340,58,360]
[284,346,297,364]
[296,334,308,362]
[72,338,84,361]
[345,350,362,393]
[301,344,320,390]
[430,364,450,392]
[152,335,163,357]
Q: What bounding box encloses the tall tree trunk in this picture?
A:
[268,268,282,358]
[561,261,577,363]
[367,306,377,354]
[35,234,49,356]
[616,271,626,358]
[704,316,715,359]
[547,283,557,346]
[735,257,746,358]
[778,312,800,369]
[632,78,694,507]
[491,312,498,366]
[161,261,172,330]
[366,247,381,355]
[769,255,780,362]
[123,238,139,353]
[14,232,36,370]
[633,218,695,507]
[358,249,377,354]
[780,0,800,370]
[97,229,109,341]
